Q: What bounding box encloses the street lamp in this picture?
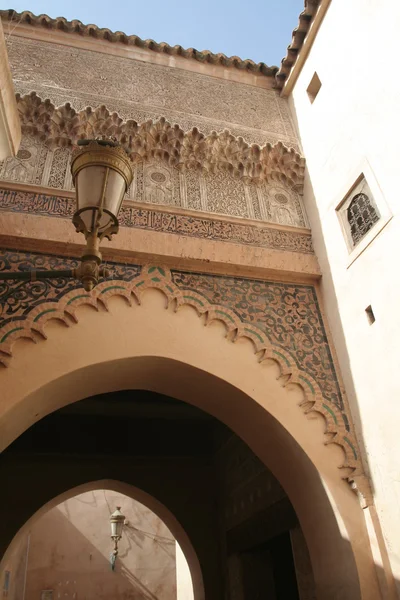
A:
[0,139,133,291]
[110,506,125,571]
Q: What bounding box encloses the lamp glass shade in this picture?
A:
[71,140,133,239]
[75,165,127,234]
[110,507,125,539]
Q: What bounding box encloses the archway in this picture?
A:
[0,288,381,599]
[0,480,200,600]
[1,389,306,600]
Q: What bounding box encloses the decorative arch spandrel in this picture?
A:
[0,250,369,504]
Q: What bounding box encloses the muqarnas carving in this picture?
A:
[0,136,307,228]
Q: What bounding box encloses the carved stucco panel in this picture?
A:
[0,133,308,227]
[260,184,307,228]
[143,162,174,206]
[48,147,71,190]
[7,37,299,149]
[204,170,249,219]
[185,169,202,212]
[0,136,47,184]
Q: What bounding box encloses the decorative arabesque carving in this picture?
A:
[204,170,249,219]
[15,95,304,189]
[0,135,47,184]
[0,146,306,227]
[0,97,308,226]
[143,162,174,206]
[262,184,305,227]
[0,253,371,504]
[47,147,71,189]
[5,35,298,148]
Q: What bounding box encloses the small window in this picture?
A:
[347,192,379,246]
[306,72,322,103]
[338,176,381,251]
[41,591,53,600]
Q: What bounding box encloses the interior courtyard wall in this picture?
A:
[288,0,400,591]
[0,23,307,227]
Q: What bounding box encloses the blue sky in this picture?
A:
[4,0,303,66]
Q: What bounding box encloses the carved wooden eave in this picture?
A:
[16,93,306,191]
[0,9,278,78]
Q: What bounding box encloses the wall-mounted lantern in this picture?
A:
[109,506,125,571]
[0,139,133,291]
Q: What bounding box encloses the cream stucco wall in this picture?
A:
[289,0,400,593]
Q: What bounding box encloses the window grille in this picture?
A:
[347,192,379,246]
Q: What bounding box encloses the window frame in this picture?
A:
[335,167,392,267]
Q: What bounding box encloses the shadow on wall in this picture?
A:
[7,491,177,600]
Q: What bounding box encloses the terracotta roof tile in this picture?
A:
[1,4,322,89]
[276,0,320,87]
[0,9,277,77]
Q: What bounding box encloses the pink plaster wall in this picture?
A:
[23,490,176,600]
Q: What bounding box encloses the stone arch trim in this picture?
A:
[16,93,305,190]
[0,260,368,497]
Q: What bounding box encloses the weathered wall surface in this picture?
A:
[289,0,400,592]
[24,490,176,600]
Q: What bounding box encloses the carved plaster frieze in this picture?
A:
[15,94,305,191]
[0,189,313,253]
[0,253,369,503]
[0,137,308,226]
[6,35,299,149]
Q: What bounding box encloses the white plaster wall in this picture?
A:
[289,0,400,591]
[176,543,194,600]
